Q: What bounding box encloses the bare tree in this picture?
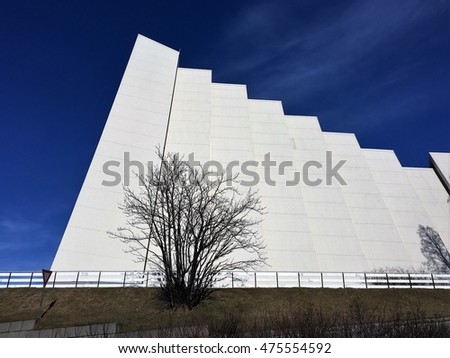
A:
[417,225,450,273]
[109,150,266,308]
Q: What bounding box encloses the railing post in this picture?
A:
[52,271,57,288]
[75,271,80,288]
[431,273,436,289]
[386,273,390,288]
[320,272,324,288]
[28,272,34,288]
[123,272,127,288]
[6,272,12,288]
[276,272,279,288]
[146,271,149,287]
[97,271,102,288]
[254,272,257,288]
[342,272,345,288]
[364,273,368,289]
[298,272,301,288]
[231,272,234,288]
[408,273,412,288]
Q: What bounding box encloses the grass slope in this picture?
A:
[0,288,449,334]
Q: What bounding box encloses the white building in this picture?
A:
[52,35,450,272]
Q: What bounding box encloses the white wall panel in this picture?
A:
[247,101,318,270]
[52,35,179,271]
[406,168,450,249]
[362,149,444,266]
[165,68,212,164]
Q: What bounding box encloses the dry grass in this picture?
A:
[0,287,449,336]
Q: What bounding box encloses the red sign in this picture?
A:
[42,269,53,287]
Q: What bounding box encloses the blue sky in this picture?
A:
[0,0,449,271]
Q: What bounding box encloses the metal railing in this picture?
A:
[1,271,449,289]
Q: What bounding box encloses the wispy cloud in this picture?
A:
[0,215,58,253]
[215,0,447,130]
[0,217,39,233]
[220,1,438,75]
[0,201,71,270]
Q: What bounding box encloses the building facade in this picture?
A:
[52,35,450,272]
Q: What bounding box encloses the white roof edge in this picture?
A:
[178,67,212,73]
[284,114,318,119]
[136,34,179,54]
[322,131,357,137]
[361,148,396,153]
[211,82,247,88]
